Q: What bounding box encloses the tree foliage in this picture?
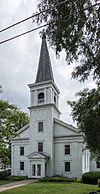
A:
[35,0,100,158]
[68,85,100,159]
[35,0,100,82]
[0,100,29,166]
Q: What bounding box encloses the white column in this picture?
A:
[44,88,46,103]
[11,144,14,175]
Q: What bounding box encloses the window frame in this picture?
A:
[20,162,24,170]
[38,92,44,104]
[20,147,24,156]
[38,142,43,152]
[54,95,56,104]
[65,162,70,172]
[96,161,100,168]
[38,122,43,132]
[65,145,70,155]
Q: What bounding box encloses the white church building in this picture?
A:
[11,35,100,178]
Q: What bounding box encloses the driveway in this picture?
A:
[0,179,37,192]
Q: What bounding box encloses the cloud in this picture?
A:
[0,0,95,126]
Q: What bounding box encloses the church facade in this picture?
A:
[11,36,100,178]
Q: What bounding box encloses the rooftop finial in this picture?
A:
[40,29,46,39]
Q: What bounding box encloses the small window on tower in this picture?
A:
[38,142,43,152]
[38,92,44,103]
[20,162,24,170]
[65,145,70,154]
[38,122,43,132]
[54,95,56,104]
[20,147,24,155]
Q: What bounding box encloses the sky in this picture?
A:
[0,0,95,126]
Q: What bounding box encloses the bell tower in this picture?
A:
[28,34,60,112]
[28,35,60,177]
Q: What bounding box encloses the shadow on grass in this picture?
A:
[97,190,100,192]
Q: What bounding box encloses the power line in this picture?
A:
[0,23,49,45]
[0,0,69,33]
[0,14,70,45]
[0,1,99,33]
[0,15,33,33]
[0,2,99,45]
[0,13,71,45]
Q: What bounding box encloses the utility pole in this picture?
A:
[0,85,3,93]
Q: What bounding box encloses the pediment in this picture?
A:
[27,152,50,160]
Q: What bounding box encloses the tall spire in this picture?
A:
[35,35,54,83]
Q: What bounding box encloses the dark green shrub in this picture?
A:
[82,172,100,185]
[0,170,10,180]
[7,176,28,181]
[0,173,28,181]
[39,177,75,183]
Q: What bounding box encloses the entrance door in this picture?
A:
[32,164,41,178]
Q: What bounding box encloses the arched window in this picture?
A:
[38,92,44,103]
[54,95,56,104]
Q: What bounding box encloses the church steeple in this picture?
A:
[35,34,54,83]
[29,34,60,113]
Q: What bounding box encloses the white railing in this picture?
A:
[38,99,44,104]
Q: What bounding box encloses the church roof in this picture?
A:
[54,118,78,133]
[35,35,54,83]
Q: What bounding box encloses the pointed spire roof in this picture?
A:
[35,34,54,83]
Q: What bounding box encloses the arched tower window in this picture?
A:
[38,92,44,103]
[54,95,56,105]
[54,92,57,106]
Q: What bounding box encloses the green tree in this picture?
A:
[35,0,100,157]
[35,0,100,82]
[0,100,29,167]
[68,86,100,159]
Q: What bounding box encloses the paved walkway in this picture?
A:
[0,179,37,192]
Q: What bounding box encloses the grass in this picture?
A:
[0,180,13,186]
[0,176,28,185]
[0,182,100,194]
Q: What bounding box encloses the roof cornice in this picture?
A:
[54,118,78,133]
[28,80,60,94]
[28,103,61,115]
[16,123,29,135]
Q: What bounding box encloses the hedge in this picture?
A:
[0,170,28,181]
[7,176,28,181]
[82,171,100,185]
[39,177,75,183]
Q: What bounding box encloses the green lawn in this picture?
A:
[0,182,100,194]
[0,180,13,186]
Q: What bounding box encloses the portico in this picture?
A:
[28,152,49,178]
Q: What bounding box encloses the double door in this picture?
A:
[32,163,41,178]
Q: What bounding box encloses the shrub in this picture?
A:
[7,176,28,181]
[98,179,100,187]
[0,172,28,181]
[39,177,75,183]
[0,170,11,180]
[75,178,82,183]
[82,172,100,185]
